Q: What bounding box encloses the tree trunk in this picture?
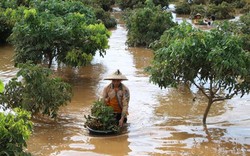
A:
[203,99,213,125]
[47,51,53,69]
[48,58,52,69]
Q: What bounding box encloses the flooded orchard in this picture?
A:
[0,9,250,156]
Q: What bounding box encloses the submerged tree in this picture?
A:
[125,0,176,47]
[225,12,250,52]
[0,80,32,156]
[8,0,110,68]
[0,108,33,156]
[0,63,72,118]
[117,0,169,10]
[147,22,250,124]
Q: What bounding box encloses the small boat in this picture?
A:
[86,123,129,135]
[86,126,117,135]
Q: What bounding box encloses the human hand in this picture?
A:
[119,117,124,127]
[104,98,109,104]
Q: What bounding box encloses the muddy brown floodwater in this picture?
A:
[0,8,250,156]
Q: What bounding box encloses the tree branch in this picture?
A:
[193,81,209,99]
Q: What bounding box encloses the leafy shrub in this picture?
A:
[8,0,110,68]
[0,63,72,118]
[187,0,207,5]
[175,1,191,14]
[190,4,206,18]
[232,0,247,9]
[207,2,235,19]
[0,7,15,44]
[240,3,250,13]
[94,7,117,29]
[0,108,32,156]
[225,13,250,51]
[117,0,169,10]
[84,100,120,133]
[125,2,176,47]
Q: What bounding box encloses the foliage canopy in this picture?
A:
[0,108,32,156]
[0,63,72,118]
[147,22,250,124]
[125,1,176,47]
[117,0,169,10]
[7,0,110,68]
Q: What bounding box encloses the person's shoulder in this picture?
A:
[104,83,112,89]
[121,83,129,90]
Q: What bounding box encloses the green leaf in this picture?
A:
[0,80,4,93]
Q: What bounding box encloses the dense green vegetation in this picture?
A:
[0,63,72,118]
[175,0,250,19]
[0,108,33,156]
[8,0,110,68]
[226,12,250,51]
[117,0,169,10]
[0,0,117,41]
[124,0,176,47]
[147,21,250,124]
[0,80,33,156]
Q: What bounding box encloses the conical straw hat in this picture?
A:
[104,69,128,80]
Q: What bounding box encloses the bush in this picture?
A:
[189,0,207,5]
[94,8,117,28]
[175,1,191,14]
[240,3,250,13]
[0,8,13,44]
[0,63,72,118]
[190,4,206,18]
[125,2,176,47]
[0,108,33,156]
[207,2,235,19]
[233,0,247,9]
[117,0,169,10]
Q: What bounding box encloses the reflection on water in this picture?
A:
[0,45,18,83]
[0,8,249,156]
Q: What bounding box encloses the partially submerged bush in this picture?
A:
[0,108,33,156]
[0,63,72,118]
[190,4,206,18]
[94,8,117,28]
[207,2,235,19]
[125,3,176,47]
[175,1,191,14]
[84,100,120,133]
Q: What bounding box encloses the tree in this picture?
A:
[0,80,32,156]
[147,22,250,124]
[0,108,32,156]
[227,12,250,51]
[125,0,176,47]
[0,0,32,44]
[0,63,72,118]
[0,8,11,44]
[117,0,169,10]
[207,2,235,19]
[8,0,110,68]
